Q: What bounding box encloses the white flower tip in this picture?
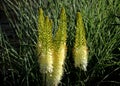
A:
[74,46,88,71]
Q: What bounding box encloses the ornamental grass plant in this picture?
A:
[0,0,120,86]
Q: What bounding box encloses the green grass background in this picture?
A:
[0,0,120,86]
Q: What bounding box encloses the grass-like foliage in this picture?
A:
[0,0,120,86]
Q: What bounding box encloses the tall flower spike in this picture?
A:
[73,12,88,71]
[50,7,67,86]
[37,8,53,74]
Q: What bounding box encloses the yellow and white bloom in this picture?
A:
[73,12,88,71]
[37,8,53,74]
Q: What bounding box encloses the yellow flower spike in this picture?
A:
[51,43,67,86]
[38,8,44,41]
[50,7,67,86]
[37,8,53,74]
[37,8,44,61]
[53,7,67,49]
[73,12,88,71]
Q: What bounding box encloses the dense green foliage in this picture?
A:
[0,0,120,86]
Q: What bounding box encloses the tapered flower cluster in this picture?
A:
[37,8,88,86]
[37,8,67,86]
[73,12,88,71]
[37,8,53,74]
[51,8,67,86]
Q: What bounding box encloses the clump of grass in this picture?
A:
[1,0,120,86]
[1,0,41,86]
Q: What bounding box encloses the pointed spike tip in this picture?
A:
[39,8,43,14]
[61,7,65,14]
